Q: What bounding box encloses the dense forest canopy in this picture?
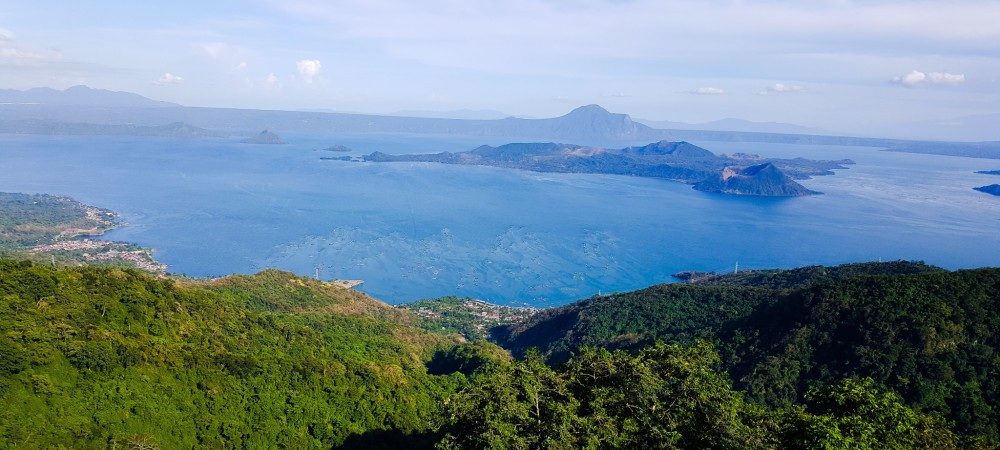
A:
[1,259,998,448]
[493,262,1000,443]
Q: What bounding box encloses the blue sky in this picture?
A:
[1,0,998,137]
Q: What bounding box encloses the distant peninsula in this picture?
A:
[0,120,223,138]
[365,140,852,197]
[976,170,1000,176]
[241,129,287,144]
[974,184,1000,196]
[0,192,166,274]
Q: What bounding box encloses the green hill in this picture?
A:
[0,260,497,448]
[492,262,1000,441]
[2,259,997,448]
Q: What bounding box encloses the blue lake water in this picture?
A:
[2,133,998,306]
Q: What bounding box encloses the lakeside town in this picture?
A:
[400,296,538,341]
[31,238,168,275]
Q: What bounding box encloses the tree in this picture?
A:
[783,378,959,450]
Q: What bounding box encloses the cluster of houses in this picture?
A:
[32,238,167,275]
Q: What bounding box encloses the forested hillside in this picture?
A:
[0,260,494,448]
[440,341,969,449]
[1,260,998,448]
[491,262,1000,442]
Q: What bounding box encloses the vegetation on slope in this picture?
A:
[0,260,496,448]
[724,268,1000,439]
[1,259,997,448]
[0,192,116,248]
[440,341,966,450]
[492,262,1000,442]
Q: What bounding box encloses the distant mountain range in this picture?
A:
[636,117,828,135]
[388,109,517,120]
[878,113,1000,142]
[1,86,998,158]
[0,85,177,107]
[0,120,223,138]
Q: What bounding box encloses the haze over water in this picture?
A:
[3,133,998,306]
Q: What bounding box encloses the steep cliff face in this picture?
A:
[693,163,817,196]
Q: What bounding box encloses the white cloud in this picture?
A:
[893,70,926,87]
[892,70,965,87]
[236,61,247,71]
[270,0,1000,81]
[264,72,282,89]
[0,29,13,42]
[296,59,322,83]
[689,87,725,95]
[154,72,184,85]
[928,72,965,85]
[760,83,804,95]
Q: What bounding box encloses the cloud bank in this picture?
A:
[154,73,184,86]
[689,87,725,95]
[892,70,965,87]
[760,83,804,95]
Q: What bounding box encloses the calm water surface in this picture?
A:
[2,133,998,306]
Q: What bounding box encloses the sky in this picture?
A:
[1,0,998,138]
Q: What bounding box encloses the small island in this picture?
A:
[973,184,1000,196]
[240,129,287,144]
[693,162,817,196]
[976,170,1000,176]
[321,144,353,152]
[365,140,852,197]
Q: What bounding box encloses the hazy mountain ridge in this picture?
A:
[1,87,999,158]
[637,116,828,135]
[0,85,177,107]
[0,119,223,138]
[389,109,515,120]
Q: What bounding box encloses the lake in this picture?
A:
[2,133,998,306]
